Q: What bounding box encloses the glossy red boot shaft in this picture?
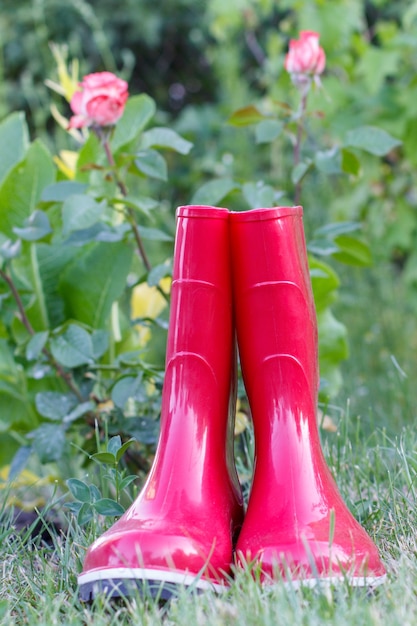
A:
[231,206,385,586]
[78,206,243,599]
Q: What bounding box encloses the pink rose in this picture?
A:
[284,31,326,79]
[68,71,129,129]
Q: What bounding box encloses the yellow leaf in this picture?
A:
[53,150,78,179]
[131,277,171,346]
[48,43,79,102]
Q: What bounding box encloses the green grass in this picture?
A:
[2,265,417,624]
[1,422,417,625]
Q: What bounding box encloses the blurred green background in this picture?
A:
[1,0,417,470]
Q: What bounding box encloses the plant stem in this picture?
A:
[101,136,170,303]
[0,268,83,402]
[101,136,152,272]
[126,208,151,272]
[293,90,308,206]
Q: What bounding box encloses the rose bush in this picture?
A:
[68,71,129,129]
[284,31,326,86]
[0,59,194,477]
[220,28,400,398]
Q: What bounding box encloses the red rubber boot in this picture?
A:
[230,206,386,587]
[78,206,243,600]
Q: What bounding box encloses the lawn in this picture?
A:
[2,1,417,623]
[2,260,417,625]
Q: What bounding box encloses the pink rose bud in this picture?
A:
[284,31,326,79]
[68,71,129,129]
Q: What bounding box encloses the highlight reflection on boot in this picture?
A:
[230,206,386,586]
[78,206,243,600]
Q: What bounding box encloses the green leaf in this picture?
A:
[107,435,122,456]
[111,375,143,409]
[111,94,156,152]
[10,243,54,332]
[191,178,239,205]
[91,329,109,359]
[308,239,339,257]
[228,105,267,127]
[63,222,128,246]
[137,226,173,242]
[116,438,137,463]
[344,125,402,156]
[0,388,38,433]
[141,127,193,154]
[403,118,417,167]
[30,423,66,463]
[0,239,21,260]
[255,120,283,144]
[93,498,125,516]
[309,257,340,313]
[26,331,49,360]
[317,309,349,397]
[66,478,92,503]
[355,47,400,95]
[76,133,101,181]
[332,234,372,266]
[0,435,20,466]
[135,149,168,181]
[341,149,361,176]
[314,222,361,238]
[147,261,172,287]
[35,391,77,420]
[89,484,101,503]
[77,502,95,525]
[65,502,82,515]
[242,182,276,209]
[62,195,105,235]
[8,445,32,480]
[31,242,79,329]
[50,324,94,367]
[291,161,311,185]
[0,340,39,432]
[120,195,158,218]
[0,112,29,185]
[63,401,95,424]
[119,474,138,491]
[13,210,52,241]
[91,451,116,465]
[0,140,55,238]
[41,181,88,202]
[314,149,342,175]
[59,241,133,329]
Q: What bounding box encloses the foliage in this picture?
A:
[1,423,417,623]
[1,2,417,620]
[0,0,416,496]
[0,85,191,475]
[65,435,137,526]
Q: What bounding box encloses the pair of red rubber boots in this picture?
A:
[78,205,386,600]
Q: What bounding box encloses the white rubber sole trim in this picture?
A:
[268,574,387,590]
[78,569,387,602]
[78,567,227,594]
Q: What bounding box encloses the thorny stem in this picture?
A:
[101,136,152,272]
[126,208,151,273]
[0,267,83,402]
[101,133,169,304]
[293,89,309,206]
